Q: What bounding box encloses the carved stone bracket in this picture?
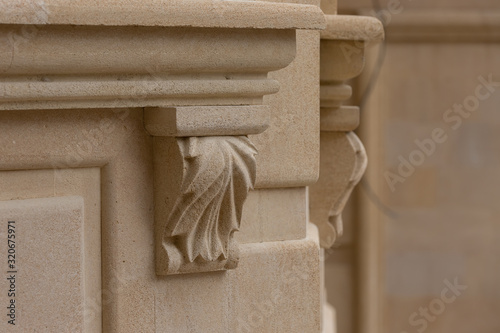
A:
[309,15,384,248]
[139,71,294,275]
[148,111,263,275]
[157,134,257,274]
[147,106,267,275]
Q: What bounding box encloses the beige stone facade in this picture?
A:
[0,0,384,332]
[7,0,496,332]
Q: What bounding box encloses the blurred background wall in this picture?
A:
[324,1,500,332]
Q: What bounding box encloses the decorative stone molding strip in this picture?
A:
[0,27,296,76]
[309,15,383,248]
[0,79,280,110]
[0,0,325,274]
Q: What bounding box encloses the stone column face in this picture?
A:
[0,1,329,332]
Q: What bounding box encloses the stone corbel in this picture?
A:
[146,106,265,275]
[0,0,325,274]
[309,15,384,248]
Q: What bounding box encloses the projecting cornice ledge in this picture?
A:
[0,0,325,110]
[0,0,326,30]
[320,15,384,42]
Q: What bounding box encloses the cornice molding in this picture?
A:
[0,0,326,30]
[0,25,293,109]
[0,27,296,76]
[0,78,280,110]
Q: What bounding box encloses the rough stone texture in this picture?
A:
[0,2,324,189]
[253,29,321,188]
[239,187,308,244]
[0,27,297,76]
[0,26,293,111]
[249,0,323,190]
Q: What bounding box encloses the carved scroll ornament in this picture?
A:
[159,136,257,274]
[148,106,266,275]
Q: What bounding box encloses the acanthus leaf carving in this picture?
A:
[162,136,257,274]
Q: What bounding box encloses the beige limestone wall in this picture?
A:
[323,1,500,332]
[0,108,322,332]
[254,29,320,188]
[0,0,328,331]
[366,40,500,333]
